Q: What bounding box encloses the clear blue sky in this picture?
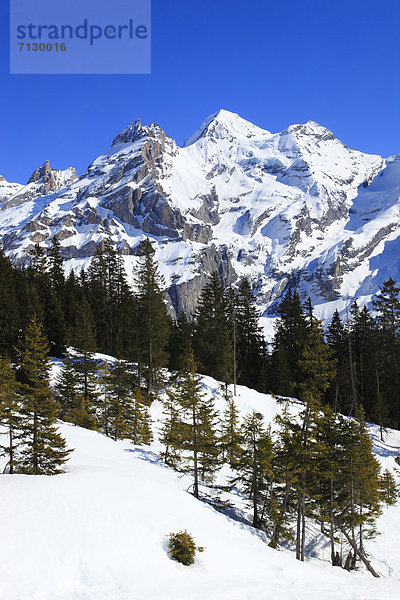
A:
[1,0,399,183]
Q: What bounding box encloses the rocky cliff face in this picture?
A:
[1,110,400,330]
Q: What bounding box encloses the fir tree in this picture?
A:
[17,316,71,474]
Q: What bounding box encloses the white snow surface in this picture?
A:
[1,363,400,600]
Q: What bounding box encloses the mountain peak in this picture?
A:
[283,120,336,141]
[111,119,144,146]
[183,109,268,147]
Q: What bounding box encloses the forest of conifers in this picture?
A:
[1,236,399,429]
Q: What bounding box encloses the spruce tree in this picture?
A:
[48,235,65,292]
[163,351,218,497]
[135,238,169,396]
[220,398,242,467]
[0,249,20,356]
[18,316,71,474]
[379,469,398,506]
[235,411,274,529]
[372,279,400,426]
[128,388,153,445]
[168,311,193,374]
[159,388,183,468]
[234,277,265,390]
[0,357,22,473]
[107,360,134,441]
[270,290,308,397]
[193,271,233,384]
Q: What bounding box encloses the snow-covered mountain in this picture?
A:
[1,109,400,328]
[1,366,399,600]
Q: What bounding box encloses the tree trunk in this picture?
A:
[340,528,380,578]
[192,405,199,499]
[300,494,306,562]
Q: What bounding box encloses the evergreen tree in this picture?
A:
[163,351,218,497]
[29,243,48,275]
[128,388,153,445]
[220,398,243,468]
[270,290,308,397]
[0,357,22,473]
[159,388,183,468]
[193,271,233,385]
[336,414,382,576]
[235,411,274,529]
[48,235,65,292]
[168,311,193,374]
[326,309,348,413]
[107,360,134,441]
[17,316,71,474]
[0,249,20,356]
[379,469,398,506]
[71,298,99,412]
[135,238,169,396]
[98,360,113,435]
[372,279,400,426]
[234,277,265,390]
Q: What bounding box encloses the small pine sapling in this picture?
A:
[168,530,203,566]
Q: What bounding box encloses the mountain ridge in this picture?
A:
[1,110,400,332]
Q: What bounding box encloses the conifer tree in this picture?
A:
[98,360,113,435]
[270,290,308,397]
[234,277,265,390]
[168,311,193,374]
[163,351,218,497]
[220,398,242,467]
[0,249,20,356]
[18,316,71,474]
[235,411,274,529]
[128,388,153,445]
[326,309,348,413]
[0,357,22,473]
[29,243,48,275]
[135,238,169,396]
[193,271,233,384]
[71,298,98,411]
[372,278,400,426]
[337,414,382,577]
[48,235,65,292]
[159,389,183,468]
[379,469,398,506]
[107,360,134,441]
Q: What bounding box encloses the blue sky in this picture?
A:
[1,0,399,182]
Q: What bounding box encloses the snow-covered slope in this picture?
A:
[1,110,400,327]
[1,373,400,600]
